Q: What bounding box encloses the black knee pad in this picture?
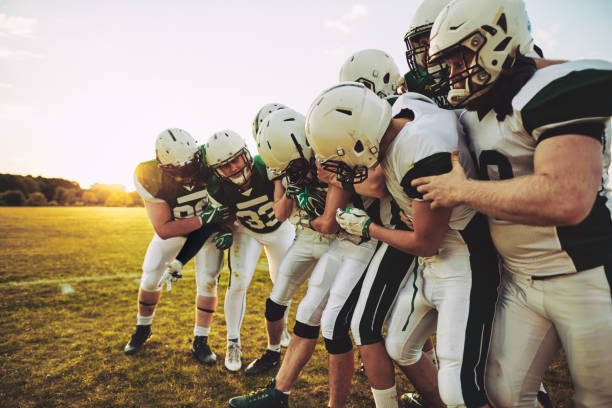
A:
[264,298,287,322]
[293,321,320,339]
[324,336,353,355]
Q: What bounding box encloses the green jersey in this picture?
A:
[134,159,209,220]
[207,155,281,234]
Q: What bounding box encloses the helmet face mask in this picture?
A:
[159,148,204,186]
[428,0,534,108]
[320,159,369,184]
[430,34,492,107]
[405,26,432,76]
[285,157,315,185]
[211,148,253,188]
[205,130,253,190]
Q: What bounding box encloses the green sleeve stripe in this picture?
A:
[538,122,605,145]
[401,152,452,199]
[522,69,612,137]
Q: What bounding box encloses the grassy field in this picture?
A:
[0,207,573,407]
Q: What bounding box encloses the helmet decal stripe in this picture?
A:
[167,129,177,141]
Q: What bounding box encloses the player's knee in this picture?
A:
[227,278,248,294]
[484,371,515,408]
[140,270,162,292]
[196,275,218,297]
[384,337,421,366]
[265,298,287,322]
[293,320,319,339]
[324,336,353,355]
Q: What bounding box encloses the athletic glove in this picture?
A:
[285,182,303,199]
[157,259,183,291]
[212,228,233,250]
[335,207,373,239]
[294,184,326,218]
[198,203,230,225]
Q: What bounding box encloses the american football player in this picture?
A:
[124,128,231,365]
[413,0,612,406]
[241,107,334,376]
[338,48,441,408]
[307,82,500,408]
[204,130,295,372]
[229,112,389,407]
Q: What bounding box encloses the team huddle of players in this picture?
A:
[124,0,612,407]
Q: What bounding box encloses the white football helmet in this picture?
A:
[429,0,534,106]
[155,128,202,184]
[404,0,451,74]
[339,49,402,98]
[305,82,391,184]
[252,103,288,140]
[256,108,314,184]
[205,130,253,188]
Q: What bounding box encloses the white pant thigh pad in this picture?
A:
[269,229,332,306]
[140,234,186,291]
[194,234,224,297]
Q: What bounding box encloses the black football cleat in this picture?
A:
[124,325,152,355]
[228,386,289,408]
[191,336,217,365]
[244,349,281,376]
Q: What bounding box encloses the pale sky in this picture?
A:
[1,0,611,190]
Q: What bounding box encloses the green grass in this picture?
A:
[0,207,572,407]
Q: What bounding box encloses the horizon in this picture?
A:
[1,0,611,189]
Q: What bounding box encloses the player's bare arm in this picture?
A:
[272,179,293,222]
[367,201,451,256]
[144,196,203,239]
[413,135,602,226]
[310,184,346,234]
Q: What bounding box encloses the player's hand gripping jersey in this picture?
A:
[134,159,210,219]
[207,155,282,234]
[461,59,612,276]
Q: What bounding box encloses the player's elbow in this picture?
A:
[554,198,594,226]
[275,212,289,222]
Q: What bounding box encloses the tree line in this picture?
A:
[0,174,143,207]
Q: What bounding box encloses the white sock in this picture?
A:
[194,325,210,337]
[227,338,240,346]
[268,343,281,353]
[137,313,154,326]
[425,348,438,368]
[371,385,398,408]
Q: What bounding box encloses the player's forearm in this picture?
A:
[368,223,438,257]
[458,174,594,226]
[273,195,293,222]
[154,216,202,239]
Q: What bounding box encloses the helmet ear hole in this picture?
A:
[354,140,364,153]
[383,73,390,84]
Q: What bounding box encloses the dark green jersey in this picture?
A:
[207,155,281,234]
[403,70,437,98]
[134,159,208,220]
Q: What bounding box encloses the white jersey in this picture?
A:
[383,93,476,246]
[461,59,612,277]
